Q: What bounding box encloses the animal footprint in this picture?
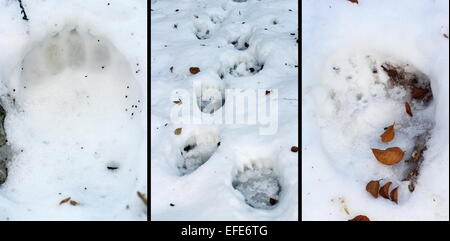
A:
[317,51,435,195]
[4,25,143,201]
[228,29,252,51]
[194,77,225,114]
[232,164,281,209]
[178,129,220,175]
[193,18,214,40]
[219,59,264,79]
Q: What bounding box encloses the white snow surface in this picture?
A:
[0,0,147,220]
[151,0,298,220]
[302,0,449,220]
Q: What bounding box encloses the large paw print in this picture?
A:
[4,26,144,202]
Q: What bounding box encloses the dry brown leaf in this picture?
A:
[366,180,380,198]
[269,198,278,205]
[411,87,428,100]
[379,181,392,199]
[348,215,370,221]
[69,200,78,206]
[137,191,148,207]
[347,0,358,4]
[59,197,71,205]
[380,124,395,142]
[372,147,404,165]
[405,102,413,117]
[173,99,182,104]
[189,67,200,74]
[174,128,182,135]
[291,146,299,152]
[390,187,398,204]
[444,34,449,39]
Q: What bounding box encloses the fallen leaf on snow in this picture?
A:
[390,187,398,204]
[405,102,413,117]
[366,180,380,198]
[347,0,358,4]
[173,99,182,104]
[291,146,299,152]
[411,87,428,100]
[379,181,392,199]
[189,67,200,74]
[59,197,71,205]
[174,128,182,135]
[349,215,370,221]
[444,33,449,39]
[380,124,395,142]
[69,200,78,206]
[372,147,404,165]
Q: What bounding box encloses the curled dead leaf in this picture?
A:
[380,124,395,142]
[347,0,359,4]
[366,180,380,198]
[174,128,182,135]
[291,146,299,152]
[390,187,398,204]
[173,99,182,104]
[69,200,78,206]
[349,215,370,221]
[405,102,413,117]
[379,181,392,199]
[189,67,200,74]
[444,33,449,39]
[59,197,71,205]
[372,147,404,165]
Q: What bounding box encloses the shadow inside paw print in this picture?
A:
[219,61,264,79]
[0,104,9,185]
[195,28,211,40]
[230,39,249,51]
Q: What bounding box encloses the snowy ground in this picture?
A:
[0,0,147,220]
[302,0,449,221]
[151,0,298,220]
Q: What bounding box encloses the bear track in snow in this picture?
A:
[317,52,434,202]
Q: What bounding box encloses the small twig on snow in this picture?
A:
[17,0,29,21]
[137,191,148,207]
